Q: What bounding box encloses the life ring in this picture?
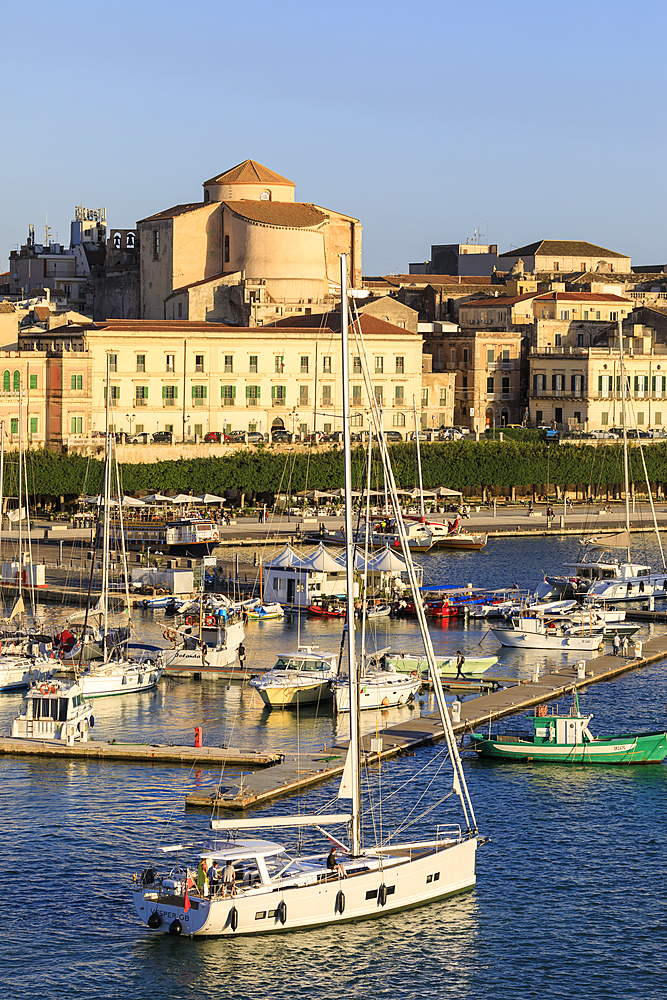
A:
[211,530,219,541]
[185,616,195,626]
[204,615,216,627]
[537,704,548,717]
[39,683,50,694]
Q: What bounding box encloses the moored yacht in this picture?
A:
[11,679,94,742]
[249,646,338,708]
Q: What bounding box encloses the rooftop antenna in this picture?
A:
[43,213,52,248]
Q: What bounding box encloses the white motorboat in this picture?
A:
[491,614,605,650]
[131,256,482,937]
[58,657,163,698]
[249,646,338,708]
[333,666,421,712]
[247,602,284,621]
[11,679,94,742]
[158,619,246,678]
[0,656,54,692]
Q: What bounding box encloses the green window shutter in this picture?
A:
[256,386,260,400]
[162,386,167,399]
[174,386,178,399]
[203,385,207,399]
[652,376,656,392]
[598,375,603,393]
[231,385,235,398]
[29,374,37,390]
[191,385,196,398]
[3,371,9,393]
[30,417,37,433]
[245,385,251,398]
[271,386,276,400]
[634,376,639,392]
[12,371,20,393]
[71,375,76,390]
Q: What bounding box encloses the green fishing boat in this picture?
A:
[469,689,667,765]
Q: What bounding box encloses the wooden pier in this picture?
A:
[185,631,667,811]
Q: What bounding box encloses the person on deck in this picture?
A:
[455,651,466,680]
[612,631,621,655]
[221,860,236,898]
[196,858,209,897]
[326,846,346,878]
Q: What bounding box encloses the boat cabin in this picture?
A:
[11,681,94,742]
[270,647,337,675]
[533,709,593,745]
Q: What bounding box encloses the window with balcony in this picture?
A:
[162,385,178,406]
[249,355,258,373]
[196,355,206,373]
[104,386,120,406]
[571,374,584,397]
[323,356,332,374]
[352,384,362,406]
[275,355,285,373]
[501,377,510,395]
[487,348,495,364]
[577,334,585,347]
[221,385,236,406]
[322,385,332,405]
[70,374,83,391]
[461,377,467,391]
[351,413,363,427]
[221,355,233,373]
[439,388,447,406]
[374,386,383,406]
[552,374,565,393]
[246,385,261,406]
[463,348,469,365]
[652,375,666,398]
[353,356,362,374]
[70,416,82,434]
[533,373,546,395]
[487,376,494,393]
[374,357,384,374]
[299,385,309,405]
[395,357,404,374]
[166,355,175,372]
[136,355,146,372]
[192,385,207,406]
[502,349,510,364]
[300,356,309,374]
[392,412,406,427]
[554,335,562,347]
[421,388,428,406]
[634,375,649,398]
[135,386,148,406]
[272,385,286,406]
[394,385,404,406]
[108,355,117,373]
[598,374,612,396]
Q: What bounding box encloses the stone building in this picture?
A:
[138,160,362,325]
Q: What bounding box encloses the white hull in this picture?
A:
[334,671,421,712]
[72,661,162,698]
[387,654,498,678]
[0,657,51,691]
[490,627,604,650]
[160,621,245,676]
[133,837,478,936]
[587,574,667,603]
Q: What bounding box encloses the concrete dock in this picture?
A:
[0,738,284,768]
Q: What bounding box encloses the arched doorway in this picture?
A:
[271,417,285,430]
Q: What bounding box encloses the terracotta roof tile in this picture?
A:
[137,202,210,224]
[223,201,326,228]
[267,312,416,336]
[499,239,629,260]
[204,160,294,187]
[534,292,632,303]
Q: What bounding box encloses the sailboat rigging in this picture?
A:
[131,256,482,936]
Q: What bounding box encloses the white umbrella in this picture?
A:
[121,495,146,507]
[141,493,171,503]
[168,494,198,504]
[195,493,227,503]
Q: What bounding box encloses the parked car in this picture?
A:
[385,430,403,443]
[440,427,463,440]
[537,425,559,440]
[227,430,247,443]
[129,432,150,444]
[590,429,619,440]
[626,428,651,439]
[204,431,222,443]
[247,431,266,444]
[272,429,293,443]
[151,431,173,444]
[408,431,428,441]
[305,431,323,443]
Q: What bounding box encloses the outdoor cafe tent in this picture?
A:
[169,494,200,504]
[86,495,146,507]
[140,493,171,503]
[195,493,227,503]
[435,486,463,497]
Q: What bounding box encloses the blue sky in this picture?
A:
[2,0,665,274]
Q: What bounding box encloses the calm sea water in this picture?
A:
[3,535,667,1000]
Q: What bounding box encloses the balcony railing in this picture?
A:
[246,398,260,406]
[273,399,287,407]
[222,398,235,406]
[163,399,177,407]
[134,398,148,407]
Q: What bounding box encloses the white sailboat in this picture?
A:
[131,256,482,936]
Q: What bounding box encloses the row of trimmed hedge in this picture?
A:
[9,441,666,499]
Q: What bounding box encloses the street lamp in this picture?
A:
[290,407,299,442]
[126,412,135,442]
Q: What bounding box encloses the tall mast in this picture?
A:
[101,353,112,634]
[341,255,362,856]
[413,394,425,521]
[618,321,632,562]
